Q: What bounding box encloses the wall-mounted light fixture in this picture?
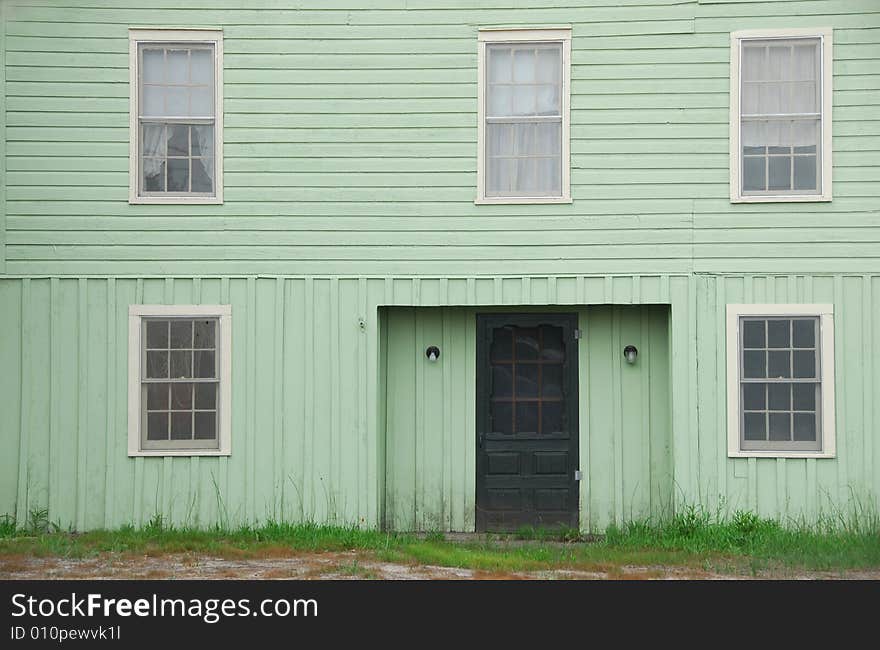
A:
[426,346,440,362]
[623,345,638,365]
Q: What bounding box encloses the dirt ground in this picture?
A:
[2,552,878,580]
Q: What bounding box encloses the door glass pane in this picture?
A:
[515,403,538,433]
[492,364,513,398]
[516,363,539,398]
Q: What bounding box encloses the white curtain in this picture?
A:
[141,125,165,177]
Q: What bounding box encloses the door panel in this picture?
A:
[476,313,579,531]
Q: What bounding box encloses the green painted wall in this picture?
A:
[1,0,877,277]
[1,1,879,531]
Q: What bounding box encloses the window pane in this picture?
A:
[191,48,213,85]
[142,85,165,117]
[515,402,538,433]
[146,351,168,379]
[743,383,766,410]
[192,160,214,193]
[143,160,165,192]
[793,156,817,191]
[744,412,766,440]
[792,383,817,411]
[142,49,164,83]
[170,350,192,378]
[793,319,815,348]
[768,351,791,378]
[536,46,560,83]
[742,45,765,82]
[541,325,564,361]
[193,350,216,378]
[768,156,791,191]
[168,124,189,157]
[488,84,512,116]
[190,86,213,116]
[513,49,535,83]
[534,122,561,155]
[170,320,193,348]
[171,382,193,410]
[768,383,790,411]
[742,156,765,192]
[147,412,169,440]
[492,365,513,398]
[542,402,563,435]
[167,49,189,84]
[191,125,214,157]
[516,363,539,398]
[487,123,514,157]
[542,364,563,398]
[793,350,816,378]
[193,319,215,348]
[742,320,765,348]
[793,413,817,441]
[769,413,791,441]
[743,350,766,378]
[793,43,818,81]
[171,412,192,439]
[492,401,513,434]
[516,328,539,360]
[195,383,217,410]
[791,81,816,113]
[146,320,169,348]
[768,46,791,81]
[758,82,782,114]
[512,85,536,116]
[147,383,169,410]
[168,158,189,192]
[767,319,790,348]
[166,86,187,115]
[490,327,513,361]
[488,46,511,83]
[194,412,216,440]
[535,84,560,115]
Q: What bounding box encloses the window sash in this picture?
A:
[737,36,823,197]
[134,38,218,199]
[738,316,822,452]
[139,317,222,451]
[481,35,567,201]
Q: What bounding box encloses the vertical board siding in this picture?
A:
[0,273,879,530]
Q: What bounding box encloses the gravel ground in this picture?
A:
[2,552,877,580]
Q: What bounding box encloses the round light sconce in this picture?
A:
[426,346,440,362]
[623,345,638,365]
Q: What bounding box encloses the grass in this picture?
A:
[1,506,879,577]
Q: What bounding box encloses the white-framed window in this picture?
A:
[129,28,224,204]
[730,28,832,202]
[128,305,232,456]
[476,27,572,204]
[726,304,835,458]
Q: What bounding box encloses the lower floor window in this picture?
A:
[727,305,835,457]
[129,305,231,456]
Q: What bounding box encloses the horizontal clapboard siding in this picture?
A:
[2,1,879,275]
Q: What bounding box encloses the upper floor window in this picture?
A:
[726,304,836,458]
[477,28,571,204]
[730,28,832,202]
[129,29,223,204]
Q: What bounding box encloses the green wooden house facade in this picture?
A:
[0,0,878,532]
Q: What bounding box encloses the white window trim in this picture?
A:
[128,304,232,456]
[128,28,224,205]
[476,27,572,205]
[729,27,833,203]
[726,304,836,458]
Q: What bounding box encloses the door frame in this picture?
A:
[475,312,580,531]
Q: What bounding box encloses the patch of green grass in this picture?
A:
[1,506,878,575]
[606,505,880,572]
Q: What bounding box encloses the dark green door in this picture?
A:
[476,313,579,532]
